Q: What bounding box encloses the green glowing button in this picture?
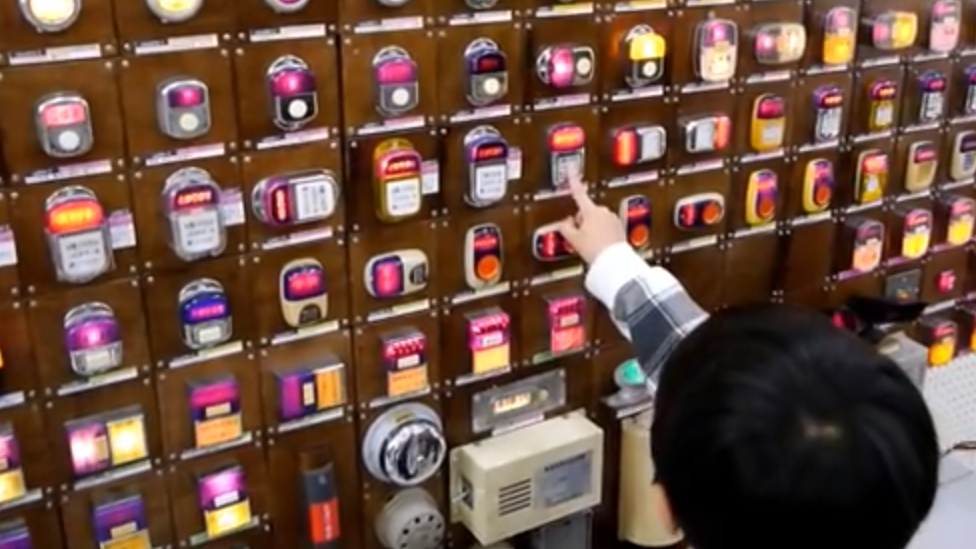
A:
[614,358,646,388]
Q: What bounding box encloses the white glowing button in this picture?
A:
[57,130,81,152]
[155,0,200,15]
[178,113,201,133]
[641,61,658,77]
[575,57,593,76]
[391,88,410,107]
[482,77,501,95]
[27,0,77,24]
[287,100,309,119]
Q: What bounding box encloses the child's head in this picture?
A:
[651,304,939,549]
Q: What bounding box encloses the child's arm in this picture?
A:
[585,243,708,391]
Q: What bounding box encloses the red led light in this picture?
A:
[81,328,103,345]
[924,78,947,91]
[271,70,315,96]
[287,271,323,296]
[939,271,956,293]
[873,84,897,98]
[471,314,509,333]
[476,55,502,73]
[550,48,574,80]
[474,234,499,250]
[548,297,581,317]
[282,74,302,93]
[41,103,86,127]
[543,233,557,257]
[933,322,955,339]
[190,303,226,320]
[905,212,930,230]
[549,126,585,151]
[628,204,649,218]
[680,205,695,227]
[858,222,883,240]
[829,9,850,26]
[384,336,425,359]
[914,148,937,162]
[175,188,215,209]
[873,23,890,42]
[271,188,291,224]
[756,34,775,52]
[832,312,846,329]
[820,93,843,107]
[382,155,420,177]
[952,199,975,216]
[613,129,637,166]
[46,201,104,233]
[376,263,401,295]
[758,98,785,118]
[474,145,506,161]
[863,155,887,171]
[376,60,417,85]
[169,86,204,108]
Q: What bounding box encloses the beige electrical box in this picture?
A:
[449,410,604,546]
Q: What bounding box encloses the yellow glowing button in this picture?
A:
[629,33,665,60]
[205,500,252,538]
[106,416,148,466]
[157,0,196,11]
[0,469,26,504]
[929,342,953,366]
[948,218,974,245]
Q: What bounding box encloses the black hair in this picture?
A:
[651,304,939,549]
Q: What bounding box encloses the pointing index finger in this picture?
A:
[568,176,596,212]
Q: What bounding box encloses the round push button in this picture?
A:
[178,113,201,133]
[57,130,81,152]
[287,100,309,120]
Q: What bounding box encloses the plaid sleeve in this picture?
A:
[611,276,707,392]
[585,244,708,393]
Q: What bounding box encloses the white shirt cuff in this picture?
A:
[585,243,653,310]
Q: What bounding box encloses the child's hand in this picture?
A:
[556,176,628,265]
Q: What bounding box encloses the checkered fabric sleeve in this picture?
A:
[585,244,708,394]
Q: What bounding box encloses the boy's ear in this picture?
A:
[650,482,679,535]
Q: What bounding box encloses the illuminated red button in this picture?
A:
[938,271,956,293]
[815,185,832,205]
[629,225,649,247]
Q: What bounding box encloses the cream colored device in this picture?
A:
[450,410,603,546]
[618,411,683,547]
[375,488,445,549]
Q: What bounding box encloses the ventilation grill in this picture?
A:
[497,478,532,516]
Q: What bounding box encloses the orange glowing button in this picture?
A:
[815,185,832,205]
[629,225,649,247]
[702,201,723,223]
[714,117,731,149]
[476,255,500,281]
